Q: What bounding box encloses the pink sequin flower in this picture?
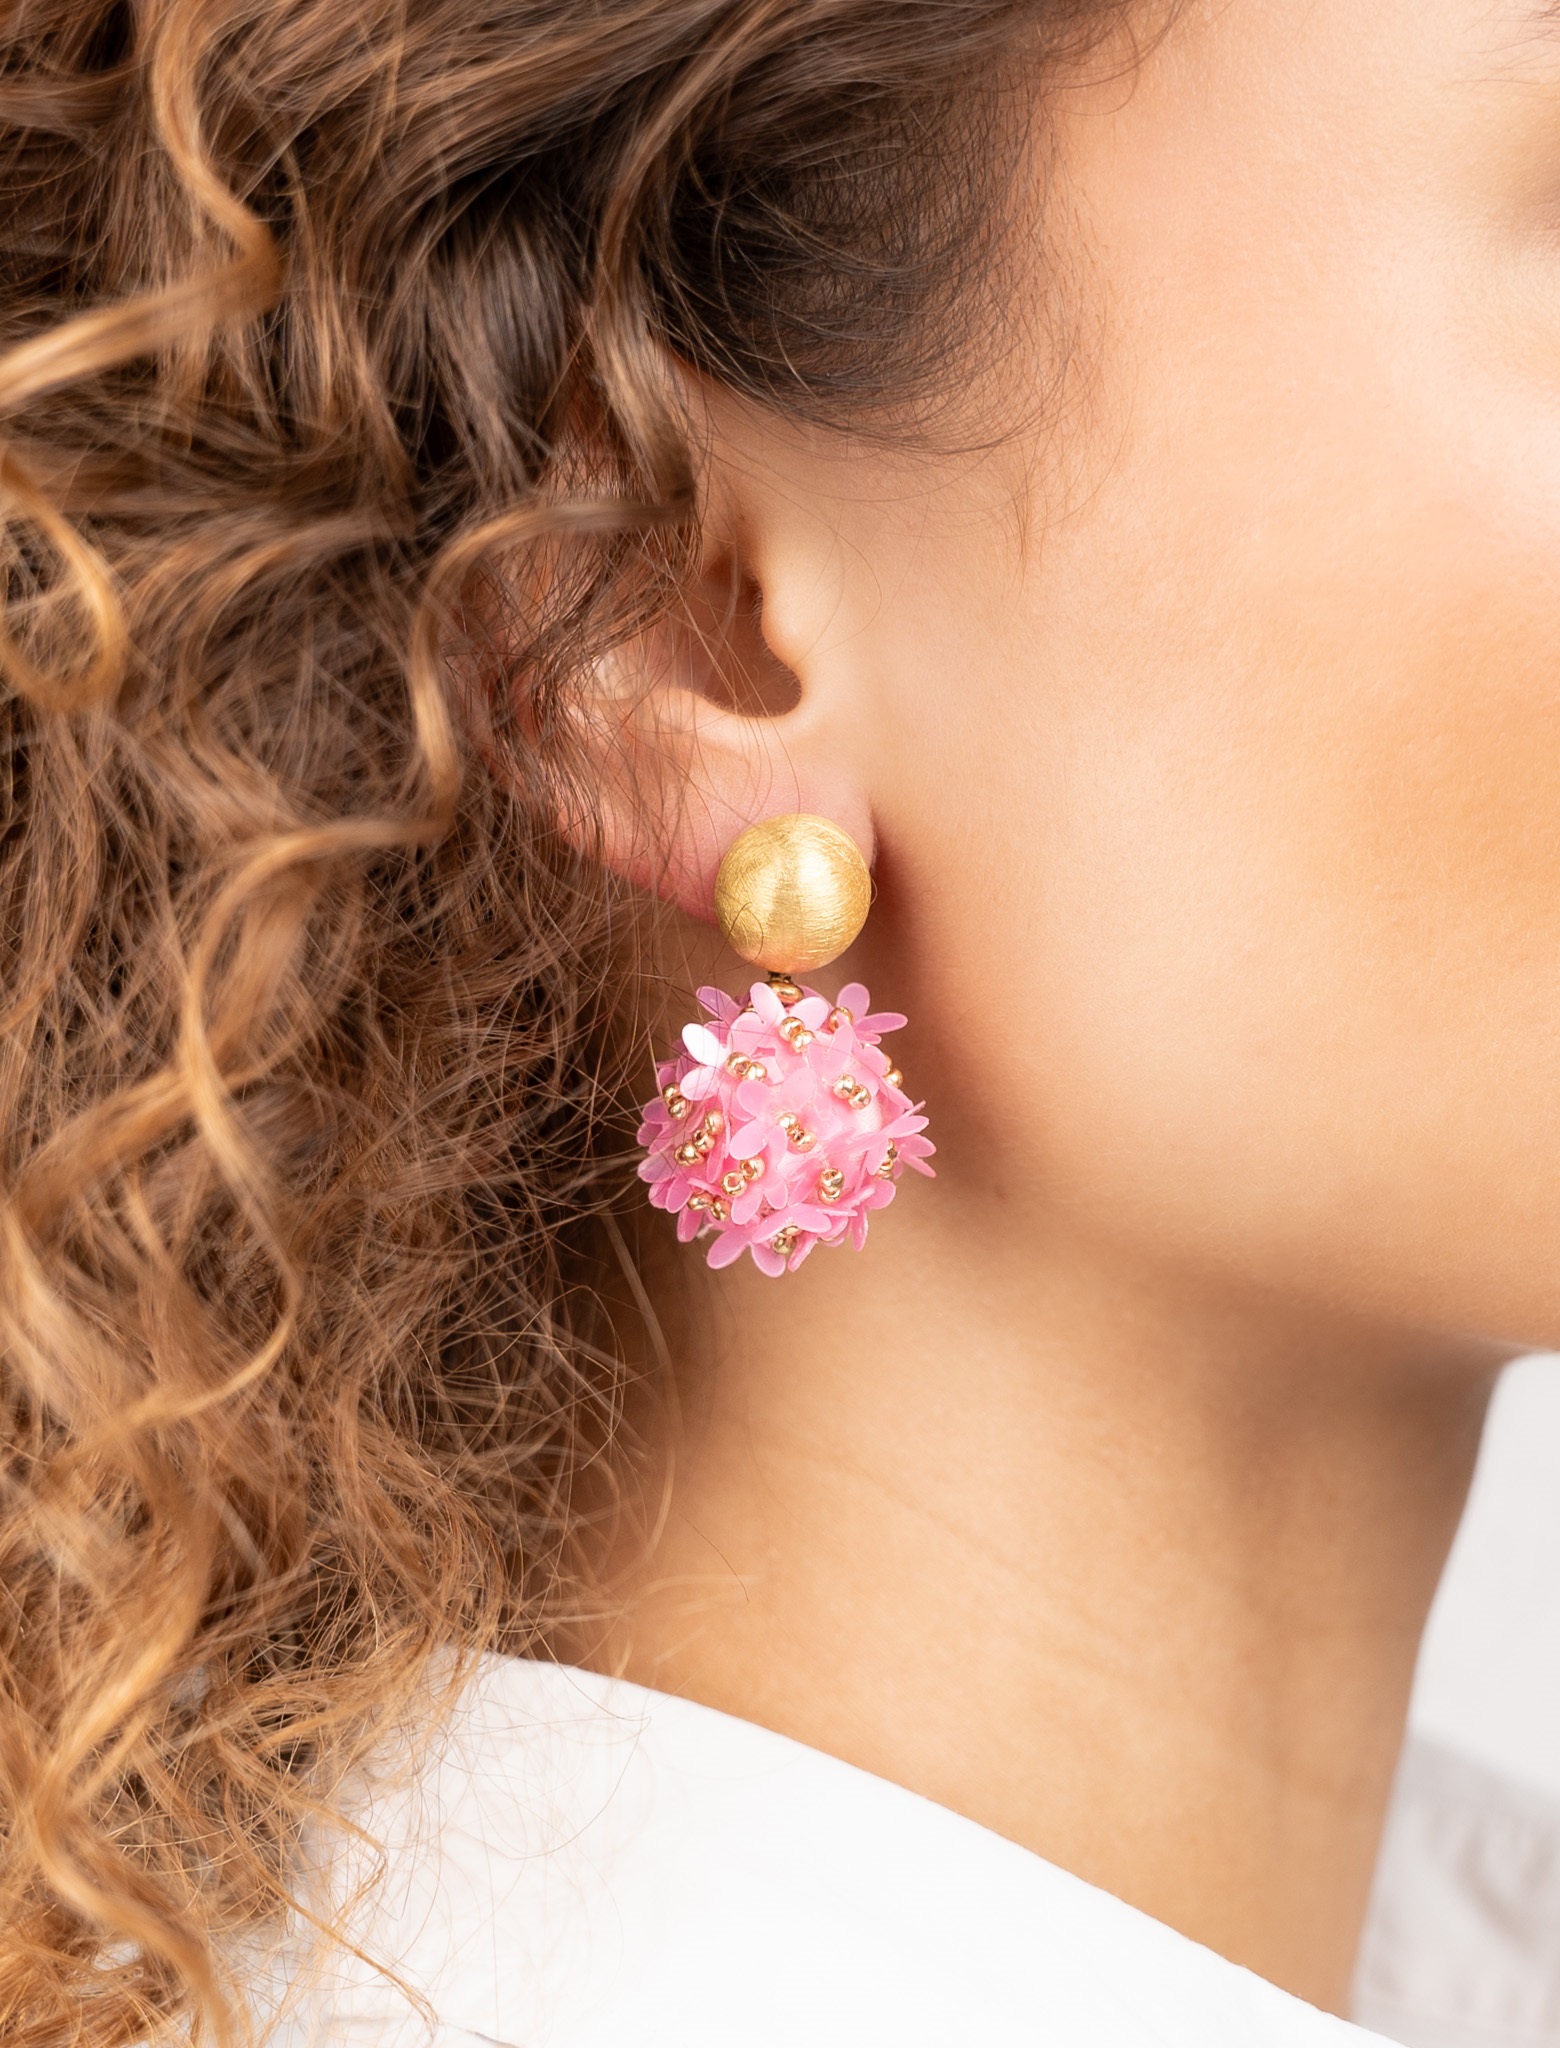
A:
[637,980,934,1276]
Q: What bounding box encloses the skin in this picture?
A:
[553,0,1560,2016]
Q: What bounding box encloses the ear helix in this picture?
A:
[635,814,934,1278]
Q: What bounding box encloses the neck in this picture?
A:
[596,1198,1496,2015]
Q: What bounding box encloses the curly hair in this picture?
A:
[0,1,1127,2039]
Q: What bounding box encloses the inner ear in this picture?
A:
[670,551,802,719]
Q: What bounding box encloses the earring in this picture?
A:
[637,814,934,1277]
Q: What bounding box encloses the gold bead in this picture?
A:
[688,1190,714,1210]
[741,1156,765,1182]
[663,1085,690,1119]
[825,1007,853,1033]
[778,1017,814,1050]
[770,1224,800,1256]
[709,1198,729,1222]
[832,1076,871,1111]
[875,1142,899,1179]
[693,1128,716,1156]
[720,1169,747,1197]
[818,1167,846,1203]
[701,1108,726,1137]
[726,1053,751,1079]
[675,1141,702,1166]
[882,1067,902,1091]
[714,815,871,974]
[746,1060,769,1084]
[767,977,804,1006]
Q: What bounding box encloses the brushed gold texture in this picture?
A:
[713,814,871,973]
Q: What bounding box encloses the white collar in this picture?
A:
[274,1657,1384,2047]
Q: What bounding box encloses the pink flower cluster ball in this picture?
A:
[637,979,934,1277]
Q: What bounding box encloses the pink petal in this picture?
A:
[750,981,786,1025]
[857,1011,907,1036]
[835,982,870,1017]
[749,1241,789,1278]
[706,1232,749,1270]
[682,1022,726,1066]
[831,1127,883,1159]
[771,1067,815,1113]
[794,996,830,1029]
[676,1207,704,1242]
[778,1202,833,1233]
[698,987,742,1024]
[730,1012,768,1053]
[809,1034,853,1080]
[878,1111,929,1138]
[681,1064,720,1102]
[735,1077,777,1118]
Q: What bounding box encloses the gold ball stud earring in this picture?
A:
[713,813,872,975]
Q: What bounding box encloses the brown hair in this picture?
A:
[0,2,1123,2039]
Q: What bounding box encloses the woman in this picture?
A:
[1,0,1553,2039]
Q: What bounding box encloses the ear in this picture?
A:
[523,411,882,925]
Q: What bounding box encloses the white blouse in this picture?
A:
[263,1658,1560,2048]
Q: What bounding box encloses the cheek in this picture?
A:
[901,449,1560,1341]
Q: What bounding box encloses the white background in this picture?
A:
[1409,1352,1560,1794]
